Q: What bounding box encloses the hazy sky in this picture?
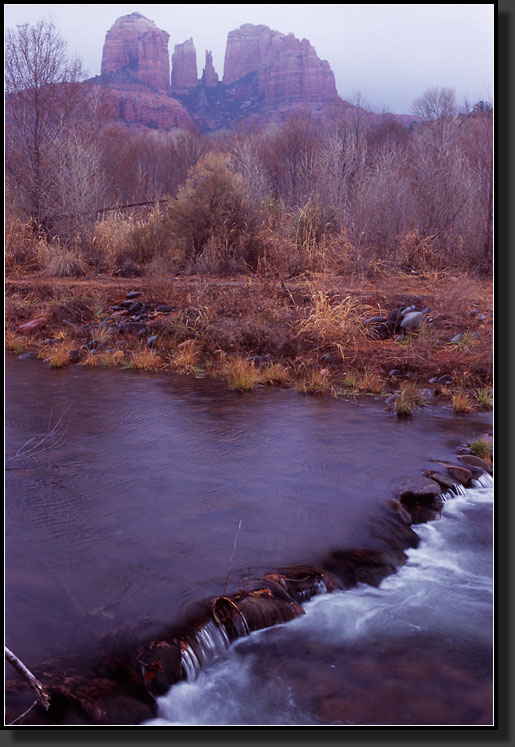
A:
[4,4,494,114]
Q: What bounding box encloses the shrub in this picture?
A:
[164,153,264,271]
[42,243,86,278]
[126,207,172,265]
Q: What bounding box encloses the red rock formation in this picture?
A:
[101,12,171,94]
[223,24,338,104]
[104,83,196,131]
[201,51,219,88]
[171,39,198,94]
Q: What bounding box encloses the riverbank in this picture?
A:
[5,269,492,413]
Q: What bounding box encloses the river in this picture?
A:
[5,355,493,725]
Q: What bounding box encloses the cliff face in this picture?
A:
[171,39,198,94]
[101,12,171,94]
[223,24,338,105]
[96,15,342,133]
[104,83,197,131]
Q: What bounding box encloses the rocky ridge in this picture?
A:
[94,14,344,132]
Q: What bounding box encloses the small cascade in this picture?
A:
[472,472,493,489]
[192,620,230,667]
[181,643,201,681]
[290,577,327,602]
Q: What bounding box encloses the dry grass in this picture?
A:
[395,382,426,418]
[38,239,87,278]
[5,216,42,273]
[5,269,492,400]
[261,362,291,387]
[358,368,384,394]
[223,356,261,391]
[95,349,125,367]
[5,330,29,354]
[295,367,333,395]
[469,438,493,463]
[452,391,475,414]
[41,343,73,368]
[172,339,200,373]
[128,348,164,371]
[474,387,493,410]
[296,285,372,353]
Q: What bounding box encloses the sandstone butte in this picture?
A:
[93,13,349,132]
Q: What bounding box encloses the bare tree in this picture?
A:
[412,86,457,123]
[5,19,85,228]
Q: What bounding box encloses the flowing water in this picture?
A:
[146,475,493,726]
[5,356,493,725]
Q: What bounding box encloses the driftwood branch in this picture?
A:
[5,647,51,712]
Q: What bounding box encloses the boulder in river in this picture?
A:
[457,454,492,475]
[444,464,473,486]
[396,476,442,504]
[423,470,457,492]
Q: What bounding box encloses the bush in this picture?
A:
[164,153,264,272]
[92,207,172,273]
[40,240,86,277]
[126,207,172,265]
